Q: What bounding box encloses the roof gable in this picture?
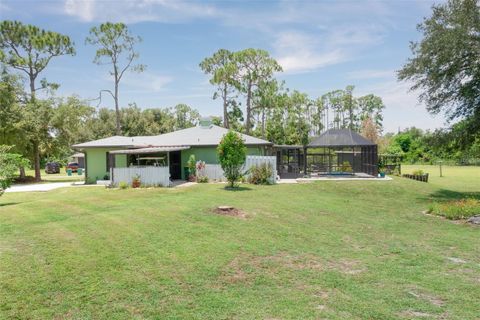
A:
[308,129,375,147]
[73,125,272,149]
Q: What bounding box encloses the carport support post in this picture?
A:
[303,146,307,177]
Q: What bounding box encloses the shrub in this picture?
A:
[427,199,480,220]
[339,161,353,172]
[0,145,29,196]
[103,174,110,180]
[187,154,196,181]
[197,176,209,183]
[118,181,128,189]
[412,169,425,175]
[248,163,273,185]
[217,131,246,188]
[195,160,208,182]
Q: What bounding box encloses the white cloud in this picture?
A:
[273,31,345,73]
[122,72,172,93]
[64,0,95,22]
[357,80,446,133]
[347,69,395,80]
[273,24,385,74]
[63,0,218,23]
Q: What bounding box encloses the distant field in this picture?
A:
[402,165,480,194]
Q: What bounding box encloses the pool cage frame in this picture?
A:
[274,129,378,178]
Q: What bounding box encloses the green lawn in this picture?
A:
[21,169,85,183]
[402,164,480,194]
[1,170,479,319]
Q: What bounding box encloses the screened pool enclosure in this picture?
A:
[274,129,378,178]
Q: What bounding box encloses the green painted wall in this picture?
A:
[180,146,265,179]
[84,145,266,181]
[84,148,126,182]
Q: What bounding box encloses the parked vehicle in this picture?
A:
[45,162,60,174]
[66,162,79,173]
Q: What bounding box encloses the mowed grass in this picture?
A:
[402,164,480,194]
[21,169,85,183]
[1,170,480,319]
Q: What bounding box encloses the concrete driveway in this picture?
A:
[5,182,82,193]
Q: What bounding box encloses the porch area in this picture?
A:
[108,146,190,187]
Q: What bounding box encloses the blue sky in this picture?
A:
[1,0,447,133]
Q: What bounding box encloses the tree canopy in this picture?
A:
[86,22,145,135]
[398,0,480,124]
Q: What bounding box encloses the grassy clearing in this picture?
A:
[19,169,85,183]
[402,164,480,194]
[1,169,479,319]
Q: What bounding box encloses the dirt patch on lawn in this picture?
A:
[327,259,366,275]
[398,310,435,318]
[218,253,366,286]
[408,290,445,307]
[212,206,247,219]
[218,252,324,284]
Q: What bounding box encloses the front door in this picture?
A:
[169,151,182,180]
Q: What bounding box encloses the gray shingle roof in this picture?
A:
[73,125,272,149]
[308,129,375,147]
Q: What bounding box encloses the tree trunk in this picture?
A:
[114,72,121,135]
[33,140,41,182]
[261,108,266,139]
[29,76,41,182]
[223,85,229,129]
[245,82,252,134]
[19,167,26,180]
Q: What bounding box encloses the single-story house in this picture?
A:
[72,119,273,182]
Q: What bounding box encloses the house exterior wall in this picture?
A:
[84,148,127,182]
[180,146,265,180]
[84,145,267,181]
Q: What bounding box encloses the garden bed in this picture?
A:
[427,199,480,221]
[403,173,429,182]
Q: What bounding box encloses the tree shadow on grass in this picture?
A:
[423,189,480,202]
[0,202,20,207]
[222,186,253,192]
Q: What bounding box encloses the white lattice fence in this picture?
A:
[202,164,225,181]
[244,155,277,183]
[197,156,277,183]
[112,166,170,187]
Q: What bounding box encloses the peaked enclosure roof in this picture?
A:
[73,125,272,149]
[308,129,376,148]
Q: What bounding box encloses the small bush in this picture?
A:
[339,161,353,172]
[248,163,273,185]
[412,169,425,175]
[103,174,110,180]
[119,181,128,189]
[427,199,480,220]
[195,160,208,183]
[197,176,209,183]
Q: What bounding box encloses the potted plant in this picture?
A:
[132,174,141,188]
[377,158,386,178]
